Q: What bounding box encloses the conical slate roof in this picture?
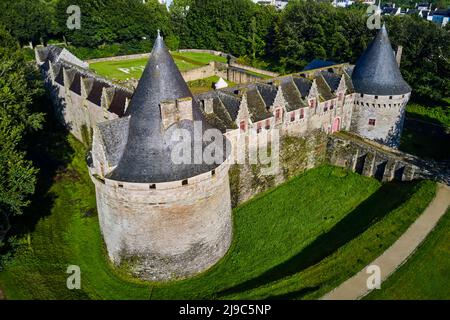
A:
[109,33,228,183]
[352,25,411,96]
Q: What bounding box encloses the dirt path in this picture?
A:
[322,183,450,300]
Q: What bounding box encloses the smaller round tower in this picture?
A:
[350,24,411,148]
[89,33,232,281]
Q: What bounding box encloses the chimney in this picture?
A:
[396,46,403,67]
[160,97,193,130]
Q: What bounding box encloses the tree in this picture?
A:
[55,0,171,47]
[0,0,52,46]
[0,28,44,243]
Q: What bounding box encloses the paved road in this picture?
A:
[322,183,450,300]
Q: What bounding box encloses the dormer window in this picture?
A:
[239,120,246,132]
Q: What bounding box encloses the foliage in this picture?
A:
[406,102,450,128]
[0,28,44,244]
[385,15,450,102]
[54,0,170,47]
[0,0,53,45]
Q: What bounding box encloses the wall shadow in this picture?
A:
[217,180,419,298]
[6,92,75,239]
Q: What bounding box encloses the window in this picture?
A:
[182,179,188,186]
[368,119,376,126]
[275,108,282,121]
[375,96,378,99]
[149,184,156,189]
[330,102,334,110]
[256,122,262,133]
[118,184,123,188]
[309,99,315,108]
[265,119,271,130]
[300,108,304,119]
[290,111,295,122]
[239,120,246,132]
[389,96,393,99]
[324,103,328,112]
[360,93,364,98]
[211,170,216,176]
[338,93,343,101]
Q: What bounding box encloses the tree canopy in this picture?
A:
[0,28,44,242]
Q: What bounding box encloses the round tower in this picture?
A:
[89,33,232,281]
[350,24,411,148]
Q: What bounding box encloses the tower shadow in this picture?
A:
[217,180,419,298]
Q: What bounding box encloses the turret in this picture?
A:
[350,25,411,148]
[89,32,232,281]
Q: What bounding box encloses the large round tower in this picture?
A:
[89,33,232,281]
[350,25,411,148]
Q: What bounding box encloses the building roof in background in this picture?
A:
[303,59,338,71]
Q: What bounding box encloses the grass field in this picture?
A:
[188,76,236,94]
[400,99,450,160]
[0,129,437,299]
[365,208,450,300]
[89,51,226,81]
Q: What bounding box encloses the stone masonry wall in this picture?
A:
[90,162,232,281]
[327,132,450,185]
[229,129,328,207]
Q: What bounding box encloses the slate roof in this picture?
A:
[69,71,82,95]
[52,63,64,86]
[87,80,108,106]
[246,85,272,122]
[303,59,338,71]
[109,88,131,116]
[292,77,312,98]
[320,71,341,92]
[351,25,411,96]
[280,77,303,111]
[108,33,228,183]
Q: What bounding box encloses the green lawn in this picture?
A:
[366,208,450,300]
[174,51,227,64]
[0,134,437,300]
[405,101,450,128]
[188,76,236,94]
[400,100,450,160]
[89,51,226,81]
[90,55,201,81]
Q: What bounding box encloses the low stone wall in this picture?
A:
[229,130,328,207]
[229,62,279,78]
[181,62,216,82]
[86,53,150,64]
[327,132,450,185]
[177,48,235,59]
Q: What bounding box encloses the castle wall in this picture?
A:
[326,132,450,185]
[181,62,216,82]
[350,93,410,148]
[89,162,232,281]
[227,130,328,207]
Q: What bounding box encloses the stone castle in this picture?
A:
[36,25,413,280]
